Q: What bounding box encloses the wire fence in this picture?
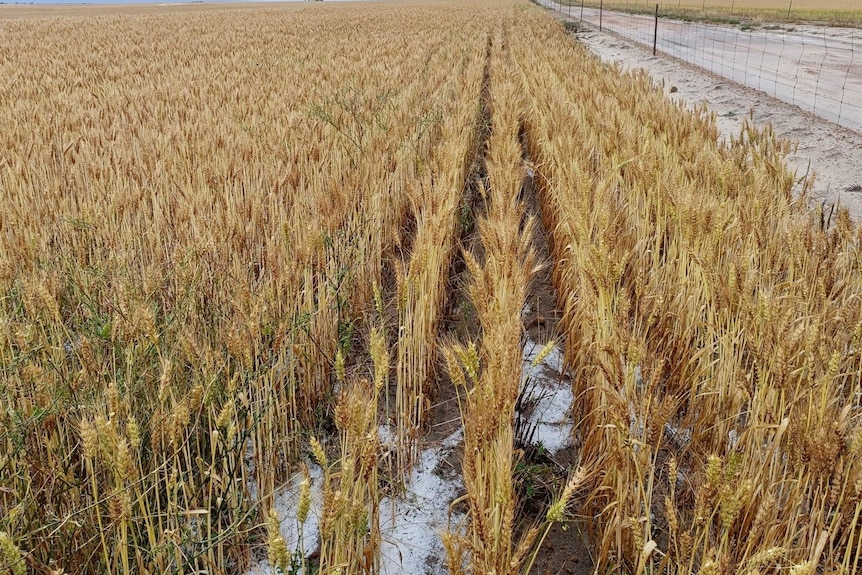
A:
[538,0,862,133]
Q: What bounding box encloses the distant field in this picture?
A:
[659,0,859,8]
[0,1,291,19]
[561,0,862,25]
[600,0,859,10]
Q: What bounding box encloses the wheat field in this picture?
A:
[1,1,862,574]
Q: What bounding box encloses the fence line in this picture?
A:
[537,0,862,133]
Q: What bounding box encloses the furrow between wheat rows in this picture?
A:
[514,8,862,574]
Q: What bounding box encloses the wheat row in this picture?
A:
[0,3,490,572]
[514,8,862,574]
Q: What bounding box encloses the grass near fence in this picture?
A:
[556,0,862,26]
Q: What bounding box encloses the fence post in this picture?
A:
[580,0,584,21]
[599,0,603,31]
[653,4,659,55]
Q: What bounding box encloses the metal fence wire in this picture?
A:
[539,0,862,133]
